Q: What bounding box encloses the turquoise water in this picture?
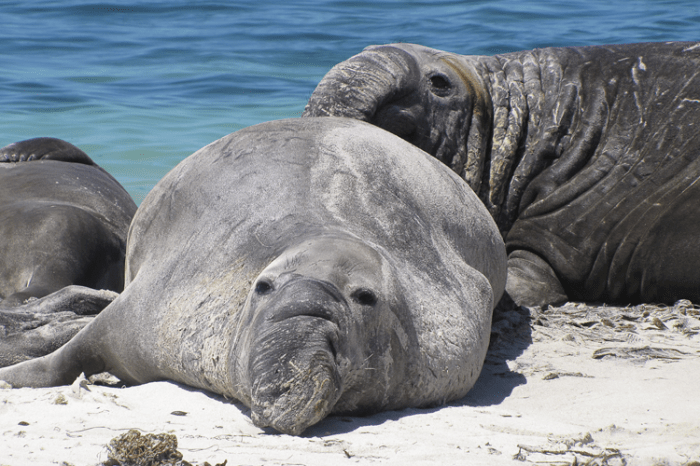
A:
[3,1,699,204]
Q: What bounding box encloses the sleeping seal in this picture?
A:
[0,118,506,435]
[0,138,137,367]
[303,41,700,306]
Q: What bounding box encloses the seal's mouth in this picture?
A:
[250,343,340,436]
[373,103,419,140]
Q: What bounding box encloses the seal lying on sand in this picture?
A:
[0,138,137,367]
[0,118,506,435]
[304,41,700,306]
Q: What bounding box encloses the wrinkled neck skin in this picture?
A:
[468,50,586,234]
[400,47,582,235]
[227,233,420,435]
[305,44,587,235]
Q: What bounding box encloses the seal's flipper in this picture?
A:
[0,310,110,387]
[0,316,94,367]
[0,137,96,165]
[506,250,567,307]
[0,286,118,367]
[0,285,118,315]
[0,340,93,388]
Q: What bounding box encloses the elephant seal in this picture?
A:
[304,41,700,306]
[0,138,137,366]
[0,118,506,436]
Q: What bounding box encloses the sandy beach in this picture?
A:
[2,300,699,466]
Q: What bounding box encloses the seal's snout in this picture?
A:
[249,345,340,436]
[247,277,347,435]
[302,44,421,123]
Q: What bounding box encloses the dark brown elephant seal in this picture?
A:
[0,118,506,436]
[0,138,136,366]
[303,41,700,306]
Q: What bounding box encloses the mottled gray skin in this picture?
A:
[304,41,700,306]
[0,119,506,436]
[0,138,136,366]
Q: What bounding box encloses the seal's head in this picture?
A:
[232,232,414,435]
[303,43,491,184]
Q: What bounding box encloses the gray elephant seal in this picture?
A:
[0,118,506,435]
[0,138,137,366]
[304,41,700,306]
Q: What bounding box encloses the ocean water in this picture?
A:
[2,0,699,204]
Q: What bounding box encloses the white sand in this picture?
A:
[2,301,699,466]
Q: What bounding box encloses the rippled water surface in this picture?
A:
[3,0,699,203]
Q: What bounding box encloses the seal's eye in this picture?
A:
[255,280,273,295]
[429,73,451,97]
[352,288,378,306]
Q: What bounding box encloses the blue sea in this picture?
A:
[3,0,699,205]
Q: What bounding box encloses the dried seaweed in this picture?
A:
[528,299,700,362]
[513,432,625,465]
[101,429,227,466]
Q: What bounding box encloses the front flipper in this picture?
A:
[0,337,96,387]
[0,137,96,165]
[0,285,117,367]
[506,250,568,307]
[0,316,94,367]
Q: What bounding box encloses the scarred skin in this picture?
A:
[0,118,506,436]
[0,138,136,366]
[303,41,700,306]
